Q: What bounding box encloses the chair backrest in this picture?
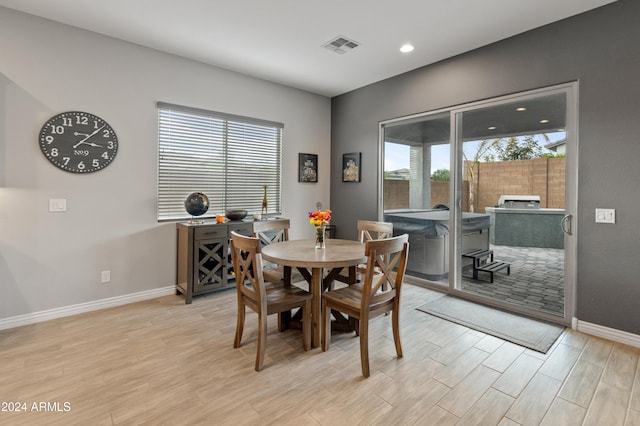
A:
[230,231,267,312]
[361,234,409,310]
[253,219,291,246]
[357,220,393,243]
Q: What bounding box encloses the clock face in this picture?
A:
[39,111,118,173]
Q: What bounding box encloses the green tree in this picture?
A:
[431,168,450,181]
[493,135,546,161]
[541,152,566,158]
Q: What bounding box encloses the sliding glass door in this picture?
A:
[383,111,451,289]
[381,83,576,325]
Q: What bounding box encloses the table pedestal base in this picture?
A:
[279,265,357,347]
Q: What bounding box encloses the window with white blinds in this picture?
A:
[157,102,282,221]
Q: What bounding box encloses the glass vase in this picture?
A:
[315,224,326,249]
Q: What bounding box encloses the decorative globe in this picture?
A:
[184,192,209,217]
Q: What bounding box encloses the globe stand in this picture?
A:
[189,215,204,225]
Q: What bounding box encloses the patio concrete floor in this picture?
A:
[437,245,565,317]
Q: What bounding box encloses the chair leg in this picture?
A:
[255,311,267,371]
[391,308,403,358]
[359,317,370,377]
[277,311,291,332]
[350,317,359,335]
[302,301,311,351]
[234,301,245,348]
[321,300,331,352]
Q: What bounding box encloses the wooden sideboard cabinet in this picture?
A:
[176,220,254,304]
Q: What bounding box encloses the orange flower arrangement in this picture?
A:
[308,209,332,226]
[309,209,331,249]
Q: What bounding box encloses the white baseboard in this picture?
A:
[574,318,640,349]
[0,286,176,331]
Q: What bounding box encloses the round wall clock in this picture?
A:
[39,111,118,173]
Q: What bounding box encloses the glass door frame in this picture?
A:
[379,82,578,325]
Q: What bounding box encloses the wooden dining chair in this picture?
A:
[230,231,312,371]
[357,219,394,243]
[338,220,394,285]
[321,234,409,377]
[252,219,303,285]
[356,220,393,275]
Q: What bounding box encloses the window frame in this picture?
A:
[157,102,283,222]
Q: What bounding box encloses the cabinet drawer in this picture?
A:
[194,226,227,240]
[227,222,253,236]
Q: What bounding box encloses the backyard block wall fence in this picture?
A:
[384,157,566,213]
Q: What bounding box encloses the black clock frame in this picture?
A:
[39,111,118,173]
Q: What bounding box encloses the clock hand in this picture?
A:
[86,142,104,148]
[73,124,105,148]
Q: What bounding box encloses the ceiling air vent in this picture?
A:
[323,35,360,54]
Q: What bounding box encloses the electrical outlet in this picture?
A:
[101,270,111,283]
[595,208,615,224]
[49,198,67,212]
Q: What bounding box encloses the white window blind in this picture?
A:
[158,102,282,221]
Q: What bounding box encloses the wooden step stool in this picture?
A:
[462,249,510,283]
[476,261,511,283]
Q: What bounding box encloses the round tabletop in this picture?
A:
[261,239,366,269]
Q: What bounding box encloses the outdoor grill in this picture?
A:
[496,195,540,209]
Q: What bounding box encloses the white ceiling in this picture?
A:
[0,0,617,97]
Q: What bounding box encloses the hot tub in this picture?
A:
[384,209,490,280]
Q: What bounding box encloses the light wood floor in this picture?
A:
[1,284,639,425]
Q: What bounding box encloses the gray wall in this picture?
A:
[331,0,640,334]
[0,7,331,321]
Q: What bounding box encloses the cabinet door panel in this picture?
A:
[194,238,228,293]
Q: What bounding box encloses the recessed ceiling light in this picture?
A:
[488,126,497,130]
[540,119,550,124]
[400,44,414,53]
[516,107,527,112]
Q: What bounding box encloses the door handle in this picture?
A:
[561,214,572,235]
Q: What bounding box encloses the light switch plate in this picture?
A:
[595,208,615,223]
[49,198,67,212]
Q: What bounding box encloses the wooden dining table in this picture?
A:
[261,238,366,348]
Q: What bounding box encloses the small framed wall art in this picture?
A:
[298,153,318,183]
[342,152,361,182]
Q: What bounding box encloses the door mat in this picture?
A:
[417,296,564,353]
